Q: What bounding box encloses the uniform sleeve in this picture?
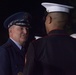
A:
[23,43,35,75]
[0,47,11,75]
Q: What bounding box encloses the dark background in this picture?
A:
[0,0,76,45]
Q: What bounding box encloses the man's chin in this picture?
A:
[20,40,26,45]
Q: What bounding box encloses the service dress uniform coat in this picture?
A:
[0,39,26,75]
[24,29,76,75]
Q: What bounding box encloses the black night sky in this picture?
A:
[0,0,76,45]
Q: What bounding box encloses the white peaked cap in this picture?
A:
[41,2,74,13]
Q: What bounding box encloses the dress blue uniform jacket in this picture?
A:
[24,30,76,75]
[0,39,26,75]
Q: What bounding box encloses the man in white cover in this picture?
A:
[23,2,76,75]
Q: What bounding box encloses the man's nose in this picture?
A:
[23,28,29,33]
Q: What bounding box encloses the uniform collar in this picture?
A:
[48,29,69,36]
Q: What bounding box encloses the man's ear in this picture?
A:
[45,15,52,26]
[8,26,13,33]
[49,16,52,24]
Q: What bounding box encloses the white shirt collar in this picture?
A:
[10,38,22,50]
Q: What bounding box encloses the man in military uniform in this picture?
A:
[0,12,32,75]
[23,2,76,75]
